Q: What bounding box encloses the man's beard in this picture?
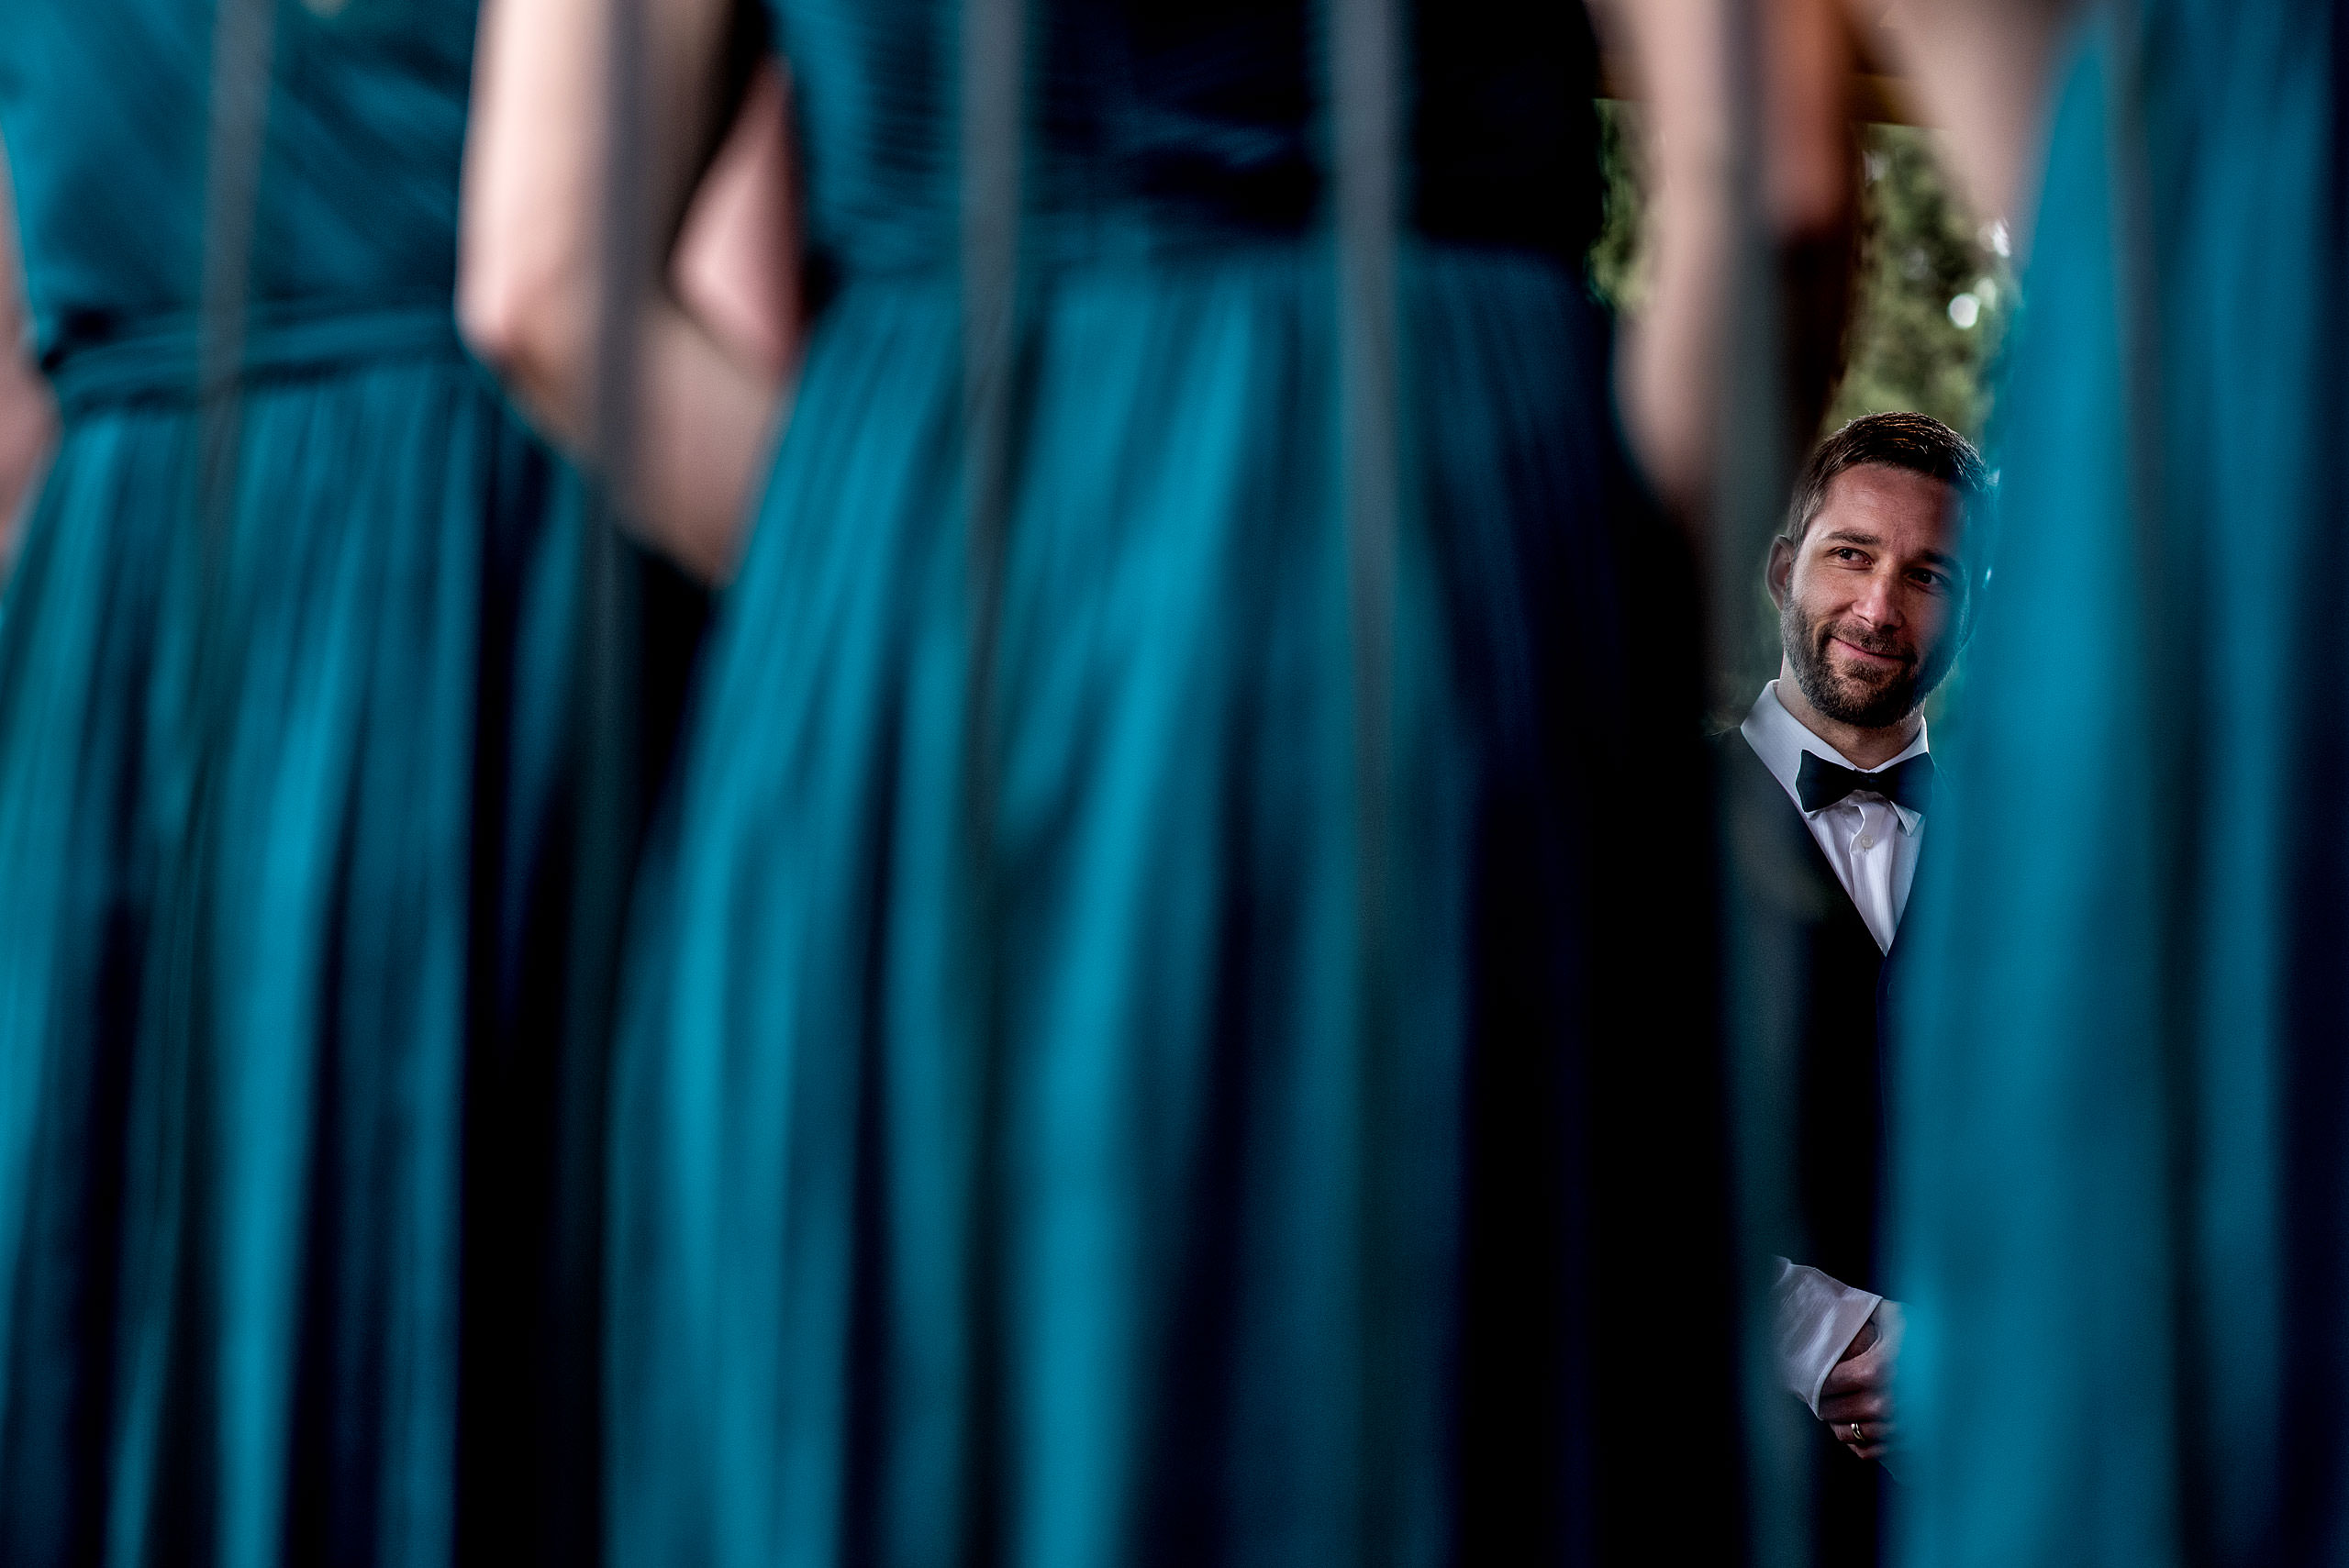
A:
[1782,597,1946,728]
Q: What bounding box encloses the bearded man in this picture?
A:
[1723,409,1983,1566]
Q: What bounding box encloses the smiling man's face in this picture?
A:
[1768,463,1964,731]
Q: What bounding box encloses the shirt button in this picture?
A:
[1854,833,1876,851]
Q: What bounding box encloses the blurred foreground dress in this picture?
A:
[606,3,1736,1563]
[1898,1,2349,1562]
[0,1,583,1562]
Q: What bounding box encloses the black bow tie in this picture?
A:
[1796,750,1935,815]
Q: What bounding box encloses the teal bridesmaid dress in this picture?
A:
[0,1,586,1562]
[604,3,1739,1563]
[1897,0,2349,1561]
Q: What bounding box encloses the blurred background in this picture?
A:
[1591,95,2014,732]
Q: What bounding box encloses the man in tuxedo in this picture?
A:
[1722,409,1984,1563]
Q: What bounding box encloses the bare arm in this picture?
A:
[1859,0,2075,250]
[673,61,801,384]
[460,0,796,584]
[0,152,56,577]
[1593,0,1859,522]
[1591,0,1735,517]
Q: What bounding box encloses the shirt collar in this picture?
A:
[1739,681,1931,833]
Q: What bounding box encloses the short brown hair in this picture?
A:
[1784,410,1986,546]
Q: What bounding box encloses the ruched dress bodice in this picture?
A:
[0,0,481,399]
[769,0,1601,284]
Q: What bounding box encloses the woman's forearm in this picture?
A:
[633,294,789,582]
[460,0,795,583]
[1593,0,1744,518]
[1859,0,2072,251]
[1596,0,1863,523]
[0,155,55,576]
[459,0,611,445]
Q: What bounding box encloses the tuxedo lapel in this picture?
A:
[1722,720,1914,1567]
[1716,727,1887,1289]
[1720,728,1876,945]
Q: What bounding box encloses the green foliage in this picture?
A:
[1586,114,2017,444]
[1830,126,2015,439]
[1589,99,1653,317]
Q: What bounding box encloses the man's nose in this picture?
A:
[1852,569,1903,627]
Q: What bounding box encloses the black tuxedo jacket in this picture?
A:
[1716,726,1911,1289]
[1716,725,1925,1568]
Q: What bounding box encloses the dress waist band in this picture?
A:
[44,299,465,410]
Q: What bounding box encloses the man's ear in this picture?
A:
[1765,534,1796,611]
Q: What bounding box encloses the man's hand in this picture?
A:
[1817,1299,1904,1462]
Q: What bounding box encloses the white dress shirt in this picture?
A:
[1773,1260,1882,1414]
[1739,681,1929,954]
[1742,681,1930,1412]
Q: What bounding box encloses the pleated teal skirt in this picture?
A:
[604,237,1728,1564]
[0,328,578,1564]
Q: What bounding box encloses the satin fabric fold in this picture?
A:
[1897,2,2349,1561]
[604,4,1742,1556]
